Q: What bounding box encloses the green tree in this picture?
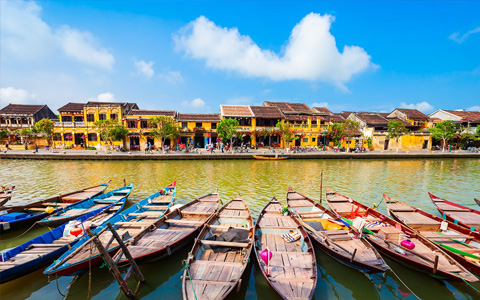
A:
[17,128,34,149]
[94,119,119,152]
[328,123,345,147]
[343,120,360,152]
[217,118,240,152]
[429,120,456,152]
[149,116,180,151]
[34,119,55,151]
[276,121,298,150]
[475,126,480,139]
[110,124,129,147]
[0,130,7,146]
[387,120,408,152]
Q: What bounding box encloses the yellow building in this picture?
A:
[123,109,176,150]
[177,113,221,148]
[54,102,138,149]
[263,101,330,148]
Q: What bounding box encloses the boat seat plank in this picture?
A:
[201,240,249,248]
[394,212,440,225]
[41,202,70,206]
[324,230,349,236]
[165,219,204,225]
[62,191,97,201]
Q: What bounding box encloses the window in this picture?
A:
[99,113,106,120]
[74,116,84,122]
[110,113,117,120]
[182,122,188,129]
[87,114,95,122]
[141,120,148,128]
[0,117,5,124]
[195,122,202,128]
[211,123,217,129]
[128,120,136,128]
[312,137,316,142]
[311,119,317,125]
[88,133,97,141]
[62,115,72,122]
[53,134,61,141]
[303,138,309,143]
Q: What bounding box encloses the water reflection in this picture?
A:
[1,158,479,299]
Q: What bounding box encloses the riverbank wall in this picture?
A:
[1,151,479,161]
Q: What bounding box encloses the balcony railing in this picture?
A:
[237,126,251,132]
[54,122,85,128]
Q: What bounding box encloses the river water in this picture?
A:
[0,158,479,300]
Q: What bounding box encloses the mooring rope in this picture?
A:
[183,263,198,300]
[0,221,39,241]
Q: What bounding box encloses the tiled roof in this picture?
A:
[356,113,389,125]
[128,109,176,117]
[395,108,428,119]
[330,114,346,123]
[340,111,354,118]
[313,107,332,115]
[0,104,46,115]
[263,101,315,113]
[446,110,480,122]
[250,106,284,118]
[58,102,85,112]
[177,113,221,121]
[220,105,254,117]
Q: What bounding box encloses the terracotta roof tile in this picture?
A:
[58,102,85,112]
[356,113,389,125]
[330,114,346,123]
[177,113,221,121]
[445,110,480,122]
[0,104,46,115]
[340,111,354,118]
[395,108,428,119]
[220,105,254,117]
[250,106,284,118]
[313,107,332,114]
[128,109,176,117]
[263,101,315,113]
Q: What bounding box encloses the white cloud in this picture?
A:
[182,98,206,108]
[468,105,480,111]
[449,27,480,44]
[0,87,38,104]
[57,26,114,70]
[174,13,375,87]
[158,70,183,83]
[96,92,116,102]
[312,102,329,108]
[134,59,155,78]
[400,101,434,113]
[88,92,116,102]
[1,1,114,69]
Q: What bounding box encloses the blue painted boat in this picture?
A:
[44,182,176,277]
[38,184,134,228]
[0,190,128,284]
[0,182,110,233]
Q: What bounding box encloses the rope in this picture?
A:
[387,267,420,299]
[55,273,66,298]
[0,221,39,241]
[183,263,198,300]
[460,276,480,294]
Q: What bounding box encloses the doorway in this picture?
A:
[130,136,140,150]
[422,140,429,150]
[384,139,390,150]
[74,133,83,147]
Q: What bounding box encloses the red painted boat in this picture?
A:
[384,193,480,277]
[325,187,478,282]
[428,192,480,232]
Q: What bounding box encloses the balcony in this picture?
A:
[54,122,85,128]
[237,126,251,132]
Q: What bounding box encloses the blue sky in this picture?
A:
[1,0,479,114]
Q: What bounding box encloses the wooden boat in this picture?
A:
[182,195,254,300]
[0,182,110,233]
[0,196,126,284]
[429,192,480,231]
[113,190,221,266]
[0,186,15,207]
[287,188,388,274]
[252,155,288,160]
[325,187,478,282]
[476,199,480,207]
[384,193,480,277]
[38,184,134,227]
[254,197,317,300]
[44,182,176,277]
